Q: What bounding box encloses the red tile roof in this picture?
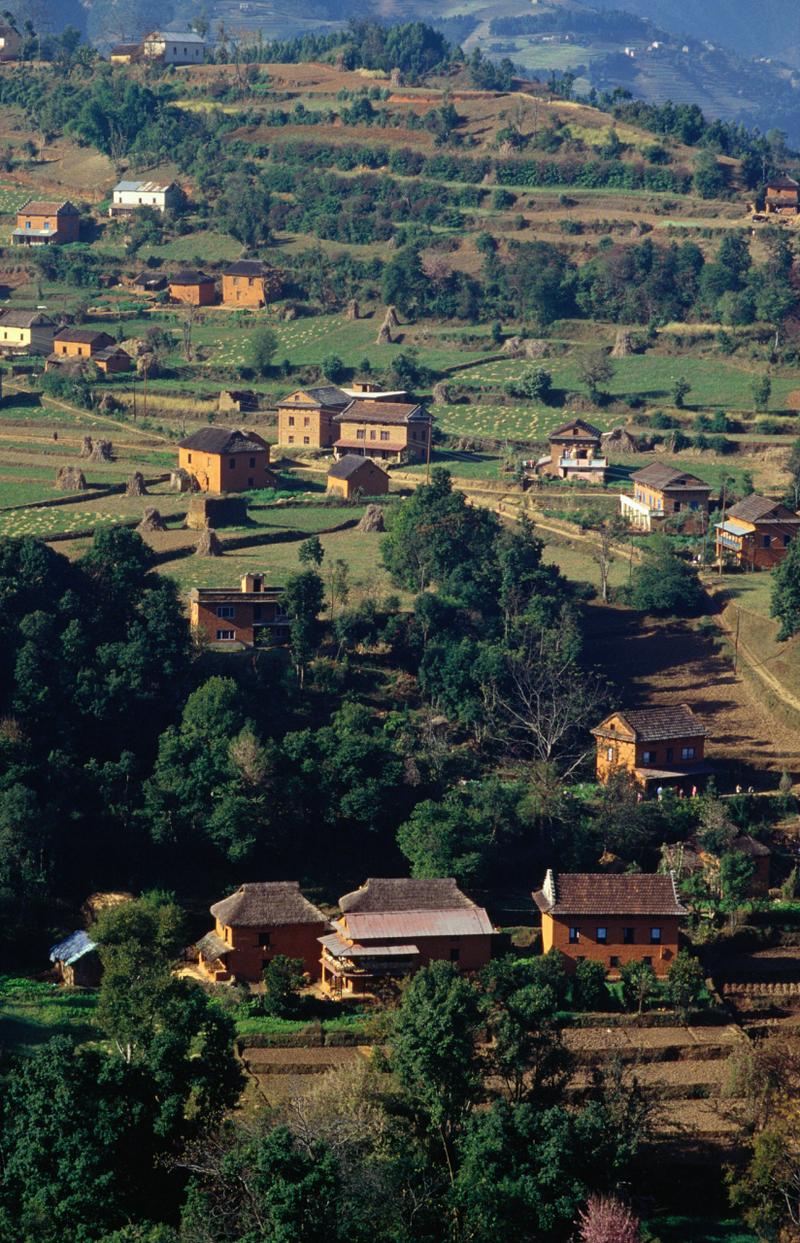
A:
[533,870,687,917]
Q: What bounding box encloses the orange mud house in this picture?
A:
[319,878,493,997]
[332,399,432,464]
[715,494,800,569]
[546,418,607,483]
[533,870,686,976]
[591,704,710,792]
[277,385,351,449]
[326,454,389,499]
[765,175,800,215]
[221,260,282,308]
[189,574,289,647]
[48,331,132,374]
[177,428,275,493]
[13,199,80,246]
[196,882,330,983]
[620,463,711,532]
[168,270,217,306]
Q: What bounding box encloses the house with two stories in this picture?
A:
[326,454,389,499]
[715,494,800,569]
[142,30,206,63]
[546,418,608,483]
[0,310,55,356]
[277,385,352,449]
[533,870,686,976]
[319,878,494,997]
[332,399,432,464]
[197,882,330,983]
[591,704,711,792]
[109,180,183,217]
[189,574,289,647]
[169,270,217,306]
[765,175,800,215]
[47,329,132,374]
[620,463,711,532]
[12,200,80,246]
[221,260,282,308]
[178,427,275,493]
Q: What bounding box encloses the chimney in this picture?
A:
[241,573,263,593]
[542,869,556,906]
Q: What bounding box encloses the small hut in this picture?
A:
[49,930,101,987]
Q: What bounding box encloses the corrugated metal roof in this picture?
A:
[49,930,97,966]
[114,180,174,194]
[341,908,493,939]
[716,520,751,536]
[319,933,419,958]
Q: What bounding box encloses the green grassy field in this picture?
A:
[0,976,100,1055]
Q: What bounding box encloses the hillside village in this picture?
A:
[2,16,800,1243]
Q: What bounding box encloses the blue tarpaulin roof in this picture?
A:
[49,930,97,966]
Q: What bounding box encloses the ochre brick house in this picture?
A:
[197,882,330,982]
[533,870,686,976]
[591,704,710,792]
[169,270,217,306]
[189,574,289,647]
[765,176,800,215]
[319,877,493,997]
[221,260,282,308]
[332,399,432,464]
[620,463,711,532]
[715,494,800,569]
[276,385,351,449]
[547,418,607,483]
[326,454,389,499]
[178,427,275,493]
[52,328,116,360]
[13,199,80,246]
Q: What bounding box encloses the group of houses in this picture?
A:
[540,418,800,569]
[0,310,133,373]
[275,383,432,464]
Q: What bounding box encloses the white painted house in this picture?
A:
[109,180,183,216]
[141,30,205,64]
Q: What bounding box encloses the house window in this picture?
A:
[569,927,580,944]
[216,605,235,619]
[380,431,390,441]
[303,436,309,445]
[763,535,771,548]
[288,416,295,427]
[249,457,256,468]
[356,430,366,440]
[785,536,792,547]
[674,502,681,513]
[216,629,235,640]
[304,417,310,428]
[187,453,192,463]
[642,750,656,765]
[248,477,254,487]
[650,927,662,944]
[643,956,653,966]
[609,955,619,968]
[681,747,695,760]
[258,932,271,948]
[229,458,236,469]
[288,436,294,445]
[666,747,674,763]
[44,220,50,230]
[623,927,634,944]
[596,927,608,943]
[606,746,615,762]
[449,947,460,962]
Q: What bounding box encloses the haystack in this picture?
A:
[125,471,147,497]
[89,439,114,462]
[376,323,392,345]
[80,435,93,457]
[432,381,451,405]
[523,339,549,359]
[283,305,298,321]
[137,506,166,532]
[611,330,635,358]
[390,67,403,87]
[170,468,195,493]
[194,528,223,556]
[502,336,524,357]
[601,426,640,454]
[346,298,360,321]
[55,466,87,491]
[383,305,399,328]
[357,504,386,533]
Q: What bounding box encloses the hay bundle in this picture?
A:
[357,504,385,533]
[383,305,399,328]
[170,468,194,493]
[125,471,147,497]
[376,323,392,345]
[283,305,298,321]
[502,336,524,357]
[137,352,160,377]
[602,426,640,454]
[431,381,451,405]
[390,67,403,87]
[194,528,223,556]
[523,339,549,359]
[55,466,87,492]
[346,298,360,321]
[80,435,93,457]
[611,330,635,358]
[137,506,166,532]
[89,439,114,462]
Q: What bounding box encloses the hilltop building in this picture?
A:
[168,270,217,306]
[715,495,800,569]
[765,175,800,215]
[533,870,686,975]
[620,463,711,532]
[332,399,431,464]
[197,882,329,983]
[177,427,274,492]
[188,575,289,647]
[319,877,494,997]
[591,704,710,792]
[142,30,206,63]
[221,260,282,308]
[326,454,389,499]
[12,200,80,246]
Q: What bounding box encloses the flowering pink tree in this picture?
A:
[577,1195,641,1243]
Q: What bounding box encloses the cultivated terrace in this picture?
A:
[1,17,800,1243]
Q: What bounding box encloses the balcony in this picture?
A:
[559,456,608,470]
